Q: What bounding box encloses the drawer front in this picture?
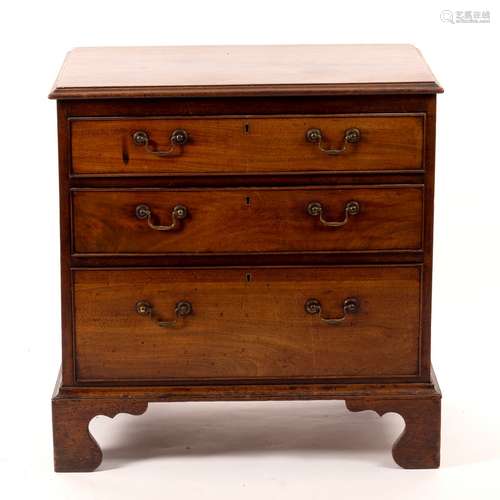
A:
[72,186,423,254]
[70,115,424,175]
[74,267,421,382]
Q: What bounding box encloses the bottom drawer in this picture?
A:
[74,266,421,382]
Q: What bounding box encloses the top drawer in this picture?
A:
[70,114,424,176]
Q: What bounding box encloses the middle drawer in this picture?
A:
[72,186,423,255]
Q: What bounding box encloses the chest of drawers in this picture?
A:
[50,44,442,471]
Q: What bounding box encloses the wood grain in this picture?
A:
[73,266,421,382]
[52,396,148,472]
[56,94,436,388]
[346,396,441,468]
[51,45,442,471]
[49,45,442,99]
[72,186,423,254]
[56,374,439,400]
[70,115,424,174]
[51,367,441,471]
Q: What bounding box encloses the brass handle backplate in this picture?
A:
[305,297,359,325]
[306,127,361,155]
[307,200,360,227]
[132,129,189,157]
[136,300,192,328]
[135,204,188,231]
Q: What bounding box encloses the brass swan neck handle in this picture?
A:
[307,201,360,227]
[135,204,188,231]
[135,300,193,328]
[306,127,361,155]
[305,297,360,325]
[132,129,189,157]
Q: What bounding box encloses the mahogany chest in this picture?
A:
[50,44,442,471]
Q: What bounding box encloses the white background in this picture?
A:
[1,1,499,498]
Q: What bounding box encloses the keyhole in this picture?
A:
[245,273,252,282]
[244,122,250,134]
[245,196,251,206]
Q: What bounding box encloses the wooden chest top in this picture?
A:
[49,44,442,99]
